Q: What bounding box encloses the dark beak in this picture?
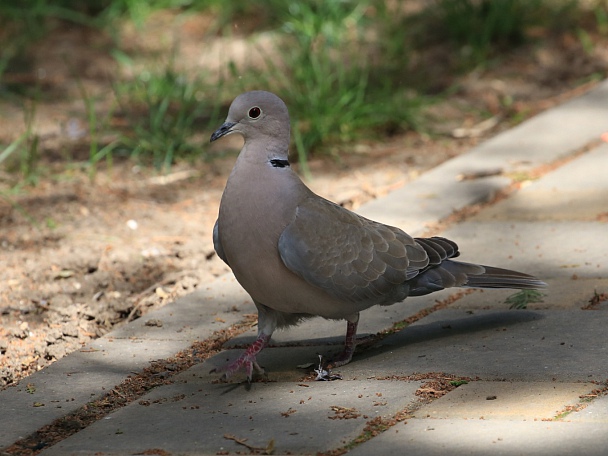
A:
[210,121,237,143]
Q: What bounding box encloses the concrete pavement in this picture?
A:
[1,80,607,455]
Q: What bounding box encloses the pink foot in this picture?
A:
[211,333,270,381]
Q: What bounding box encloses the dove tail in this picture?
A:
[408,260,546,296]
[464,265,547,290]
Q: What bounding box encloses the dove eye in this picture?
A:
[248,107,261,119]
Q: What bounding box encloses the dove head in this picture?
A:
[210,91,291,154]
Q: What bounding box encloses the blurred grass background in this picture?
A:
[0,0,607,182]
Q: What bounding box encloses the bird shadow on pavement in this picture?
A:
[352,309,545,364]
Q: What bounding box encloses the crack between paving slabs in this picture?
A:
[421,137,604,238]
[550,380,608,421]
[318,372,479,456]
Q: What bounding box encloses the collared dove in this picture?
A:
[210,90,546,380]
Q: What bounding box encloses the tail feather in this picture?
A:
[408,260,546,296]
[464,264,547,290]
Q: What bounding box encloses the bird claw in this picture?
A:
[210,354,265,382]
[329,334,376,368]
[328,350,354,368]
[210,333,271,382]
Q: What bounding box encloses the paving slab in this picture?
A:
[39,378,422,455]
[0,275,250,448]
[475,142,608,222]
[415,381,593,420]
[348,419,608,456]
[341,309,608,382]
[110,274,252,341]
[359,80,608,232]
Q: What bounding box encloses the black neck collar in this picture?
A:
[269,159,290,168]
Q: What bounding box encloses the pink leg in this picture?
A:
[330,320,359,367]
[211,332,271,381]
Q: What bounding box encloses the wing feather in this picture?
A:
[213,219,229,266]
[278,198,426,307]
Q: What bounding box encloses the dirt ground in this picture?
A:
[1,13,607,389]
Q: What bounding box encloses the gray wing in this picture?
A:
[278,197,432,307]
[213,219,229,266]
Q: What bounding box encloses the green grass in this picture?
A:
[112,62,221,170]
[0,96,41,184]
[505,289,546,310]
[411,0,582,68]
[0,1,100,87]
[246,0,422,168]
[72,68,119,180]
[434,0,535,62]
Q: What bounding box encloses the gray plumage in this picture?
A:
[210,90,546,380]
